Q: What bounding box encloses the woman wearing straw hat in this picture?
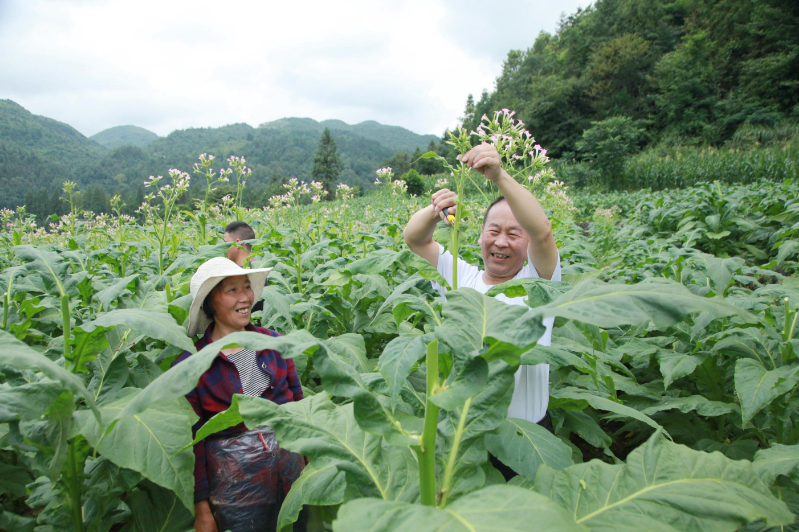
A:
[171,257,306,532]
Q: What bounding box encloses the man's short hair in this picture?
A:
[224,221,255,250]
[482,196,508,226]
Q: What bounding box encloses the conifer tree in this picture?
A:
[312,128,342,200]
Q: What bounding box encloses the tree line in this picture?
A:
[453,0,799,160]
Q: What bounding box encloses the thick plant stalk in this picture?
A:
[450,159,468,290]
[451,204,460,291]
[296,255,303,293]
[417,339,440,506]
[66,440,84,532]
[772,399,786,445]
[3,270,15,330]
[784,298,796,343]
[438,396,472,508]
[61,294,71,364]
[2,290,8,331]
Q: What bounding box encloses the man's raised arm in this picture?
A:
[460,145,559,280]
[403,188,458,268]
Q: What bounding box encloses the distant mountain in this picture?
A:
[259,117,439,154]
[121,122,400,194]
[0,99,107,208]
[91,125,159,149]
[0,100,442,211]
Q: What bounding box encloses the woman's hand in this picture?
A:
[431,188,458,225]
[195,500,218,532]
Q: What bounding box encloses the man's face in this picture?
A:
[478,201,529,279]
[223,232,250,267]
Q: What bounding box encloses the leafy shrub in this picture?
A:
[400,169,425,196]
[577,116,645,182]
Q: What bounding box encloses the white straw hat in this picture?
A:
[187,257,273,337]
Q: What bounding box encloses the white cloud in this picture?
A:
[0,0,591,138]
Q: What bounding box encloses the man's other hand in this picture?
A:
[431,188,458,225]
[458,145,503,184]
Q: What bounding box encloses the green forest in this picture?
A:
[449,0,799,188]
[460,0,798,154]
[0,101,438,215]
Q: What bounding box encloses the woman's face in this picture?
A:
[210,275,254,332]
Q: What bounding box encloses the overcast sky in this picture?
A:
[0,0,590,138]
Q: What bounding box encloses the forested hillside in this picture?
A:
[259,117,440,153]
[0,100,107,208]
[459,0,799,158]
[0,102,439,212]
[90,125,160,149]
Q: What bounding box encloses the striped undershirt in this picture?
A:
[227,348,272,397]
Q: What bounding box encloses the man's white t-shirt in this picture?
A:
[431,244,560,424]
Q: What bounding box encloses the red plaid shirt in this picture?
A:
[171,323,303,502]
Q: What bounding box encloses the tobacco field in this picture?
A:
[1,136,799,531]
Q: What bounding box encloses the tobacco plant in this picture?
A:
[0,153,798,532]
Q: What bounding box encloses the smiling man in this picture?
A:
[403,144,561,437]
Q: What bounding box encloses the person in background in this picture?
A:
[403,144,561,479]
[173,257,306,532]
[223,221,265,317]
[224,221,256,267]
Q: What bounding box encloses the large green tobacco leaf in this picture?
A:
[436,288,546,363]
[45,390,75,480]
[323,333,370,372]
[734,359,799,426]
[124,480,194,532]
[88,349,130,405]
[694,255,744,294]
[95,273,138,311]
[0,463,33,499]
[486,277,573,307]
[777,240,799,264]
[261,285,293,322]
[560,410,612,449]
[485,417,574,482]
[659,350,708,389]
[110,330,319,424]
[332,485,584,532]
[78,308,197,354]
[430,357,488,411]
[372,273,435,318]
[534,431,793,532]
[379,335,427,406]
[640,395,738,417]
[122,280,168,313]
[0,512,34,532]
[713,328,776,368]
[0,330,101,422]
[535,278,754,329]
[101,399,196,514]
[395,249,451,288]
[342,249,450,288]
[277,462,346,532]
[437,360,517,502]
[69,324,112,373]
[237,392,419,503]
[75,390,197,512]
[14,245,71,297]
[551,387,665,434]
[753,444,799,485]
[0,381,65,422]
[307,347,419,446]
